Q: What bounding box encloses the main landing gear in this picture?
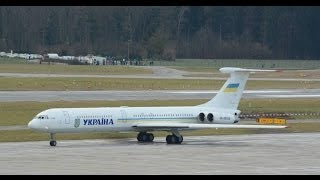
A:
[166,134,183,144]
[137,132,154,142]
[136,129,183,144]
[49,133,57,146]
[166,129,183,144]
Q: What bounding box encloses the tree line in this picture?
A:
[0,6,320,60]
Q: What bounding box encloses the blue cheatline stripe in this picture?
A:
[118,117,195,121]
[226,83,240,88]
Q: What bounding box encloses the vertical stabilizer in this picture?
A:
[199,67,276,110]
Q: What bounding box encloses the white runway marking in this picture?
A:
[168,90,294,94]
[260,95,320,98]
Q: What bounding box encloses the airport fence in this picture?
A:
[240,112,320,119]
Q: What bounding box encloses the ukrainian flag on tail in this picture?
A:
[223,83,239,93]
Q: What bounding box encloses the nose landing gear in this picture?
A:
[49,133,57,146]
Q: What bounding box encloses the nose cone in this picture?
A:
[28,119,38,129]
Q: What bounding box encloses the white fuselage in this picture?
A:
[28,106,239,133]
[27,67,286,146]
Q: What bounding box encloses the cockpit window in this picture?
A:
[37,115,49,119]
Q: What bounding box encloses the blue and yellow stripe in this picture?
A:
[223,83,240,93]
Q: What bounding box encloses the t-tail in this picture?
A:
[199,67,277,110]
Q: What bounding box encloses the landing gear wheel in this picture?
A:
[147,133,154,142]
[170,135,176,143]
[137,132,144,142]
[137,132,154,142]
[175,135,183,144]
[166,135,171,144]
[49,133,56,146]
[166,135,174,144]
[142,134,148,141]
[50,140,57,146]
[166,135,183,144]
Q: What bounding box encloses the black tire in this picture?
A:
[170,135,176,144]
[50,141,57,146]
[137,134,142,141]
[166,135,172,144]
[137,133,144,142]
[142,134,148,141]
[175,136,183,144]
[148,133,154,142]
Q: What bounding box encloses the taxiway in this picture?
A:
[0,89,319,102]
[0,133,319,174]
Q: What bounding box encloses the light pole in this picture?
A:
[219,24,222,47]
[128,39,132,61]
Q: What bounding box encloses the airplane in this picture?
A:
[28,67,287,146]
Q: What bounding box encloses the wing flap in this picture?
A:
[132,122,287,131]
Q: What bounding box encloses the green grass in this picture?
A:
[239,99,320,113]
[0,122,319,142]
[246,80,320,89]
[0,77,224,91]
[155,59,320,69]
[0,64,152,75]
[182,69,320,79]
[0,99,319,126]
[0,57,29,64]
[2,58,320,75]
[1,77,320,91]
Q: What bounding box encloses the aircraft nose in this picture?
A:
[28,119,38,129]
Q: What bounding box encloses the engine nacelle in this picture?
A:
[198,112,205,122]
[198,112,236,124]
[207,113,214,122]
[197,112,214,123]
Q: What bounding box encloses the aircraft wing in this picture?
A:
[132,122,287,131]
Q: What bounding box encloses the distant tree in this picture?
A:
[0,6,320,60]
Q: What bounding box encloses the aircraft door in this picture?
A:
[120,110,127,123]
[63,111,70,124]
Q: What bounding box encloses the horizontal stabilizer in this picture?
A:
[219,67,278,74]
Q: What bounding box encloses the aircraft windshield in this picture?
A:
[36,115,49,119]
